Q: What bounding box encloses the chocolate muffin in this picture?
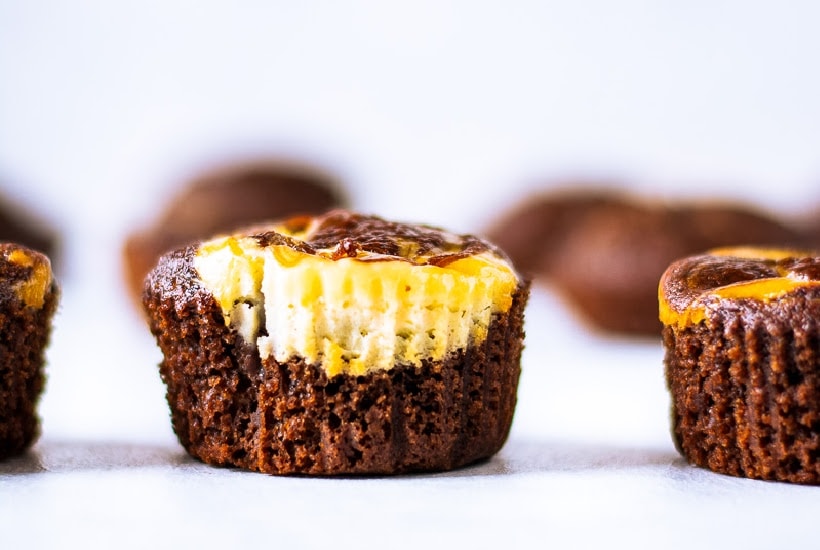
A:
[487,188,803,336]
[660,247,820,483]
[0,243,58,459]
[123,159,347,304]
[143,210,529,475]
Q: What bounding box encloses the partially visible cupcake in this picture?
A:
[123,159,347,305]
[660,247,820,483]
[143,210,528,475]
[0,243,58,459]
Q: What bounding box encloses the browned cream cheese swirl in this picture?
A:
[659,247,820,329]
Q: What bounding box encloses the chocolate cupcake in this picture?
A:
[483,188,621,278]
[487,187,803,336]
[143,210,528,475]
[123,159,347,305]
[0,243,59,459]
[660,247,820,483]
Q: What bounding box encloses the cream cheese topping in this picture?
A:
[194,226,519,377]
[659,247,820,330]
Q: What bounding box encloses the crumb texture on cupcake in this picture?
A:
[143,210,528,475]
[0,243,58,459]
[660,247,820,484]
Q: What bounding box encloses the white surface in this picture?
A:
[2,2,820,549]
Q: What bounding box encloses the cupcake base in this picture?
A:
[664,299,820,484]
[0,284,57,459]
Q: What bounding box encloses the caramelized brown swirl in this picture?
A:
[251,210,493,267]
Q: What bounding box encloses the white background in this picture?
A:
[2,2,820,548]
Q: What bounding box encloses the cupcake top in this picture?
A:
[659,247,820,329]
[193,210,522,377]
[0,243,54,309]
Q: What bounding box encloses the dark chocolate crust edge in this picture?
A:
[663,294,820,484]
[143,247,529,475]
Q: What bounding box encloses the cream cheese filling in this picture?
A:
[195,233,519,377]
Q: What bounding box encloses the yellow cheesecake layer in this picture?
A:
[6,247,53,309]
[195,231,519,377]
[658,292,707,330]
[659,247,820,330]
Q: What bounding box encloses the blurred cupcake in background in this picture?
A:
[0,182,59,268]
[485,184,806,338]
[122,157,348,306]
